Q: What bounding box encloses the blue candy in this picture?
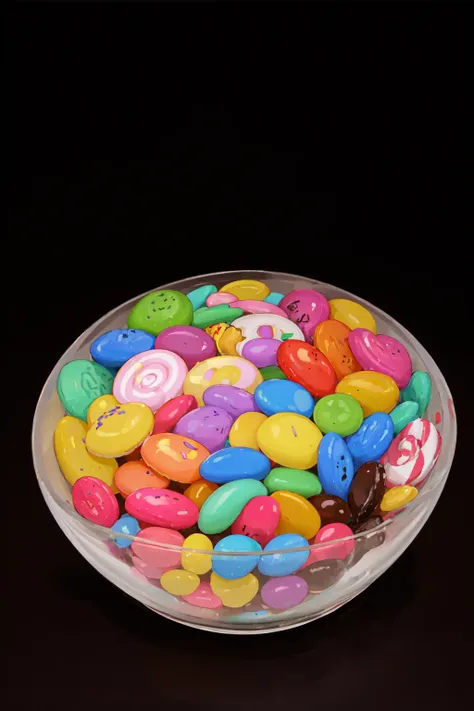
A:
[200,447,271,484]
[254,380,314,418]
[258,534,309,577]
[185,284,218,310]
[111,514,140,548]
[90,329,155,369]
[264,292,284,306]
[212,534,261,579]
[346,412,394,470]
[317,432,355,501]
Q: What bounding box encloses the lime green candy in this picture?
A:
[260,366,287,381]
[313,393,364,437]
[128,290,193,336]
[390,401,419,434]
[192,305,244,329]
[400,371,432,417]
[57,360,114,421]
[198,479,267,534]
[264,467,322,498]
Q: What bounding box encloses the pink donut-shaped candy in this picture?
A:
[380,418,442,488]
[232,300,287,318]
[206,292,238,307]
[348,329,412,388]
[279,289,330,342]
[113,349,187,412]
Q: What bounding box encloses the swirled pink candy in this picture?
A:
[348,329,412,388]
[380,418,442,488]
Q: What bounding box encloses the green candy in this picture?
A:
[264,467,322,498]
[260,366,287,381]
[313,393,364,437]
[57,360,114,421]
[192,305,244,329]
[400,371,432,417]
[390,401,419,435]
[198,479,267,534]
[128,290,193,336]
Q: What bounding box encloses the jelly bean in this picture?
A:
[264,292,284,306]
[90,329,155,369]
[254,380,314,418]
[86,403,154,458]
[257,413,323,470]
[186,284,218,310]
[132,555,171,579]
[231,496,280,547]
[228,412,268,450]
[350,516,385,564]
[87,394,120,426]
[181,581,223,609]
[141,433,209,483]
[174,405,233,453]
[348,462,386,523]
[72,477,119,527]
[192,305,244,329]
[198,479,268,534]
[299,558,346,594]
[279,289,330,342]
[380,485,418,512]
[260,365,287,380]
[206,292,238,307]
[114,460,169,498]
[258,533,310,576]
[232,314,305,354]
[54,416,118,488]
[261,575,308,610]
[263,467,322,498]
[128,290,193,336]
[309,523,355,563]
[348,329,412,388]
[131,527,184,568]
[277,340,337,398]
[213,534,262,579]
[154,326,217,369]
[241,338,281,368]
[200,447,271,484]
[380,418,441,487]
[219,279,270,301]
[57,360,114,421]
[232,300,287,318]
[125,488,199,529]
[184,355,263,406]
[181,533,213,574]
[328,298,376,333]
[308,494,351,525]
[312,393,364,437]
[160,569,200,596]
[183,479,219,509]
[336,371,399,417]
[111,514,140,548]
[152,394,198,434]
[400,371,432,417]
[203,384,259,419]
[271,491,321,539]
[314,319,362,381]
[389,401,419,435]
[317,432,355,501]
[210,572,259,607]
[346,412,394,469]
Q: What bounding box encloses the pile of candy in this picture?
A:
[54,278,441,615]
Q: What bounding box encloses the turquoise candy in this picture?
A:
[263,467,322,498]
[390,401,419,434]
[198,479,268,534]
[400,371,432,417]
[192,305,244,329]
[57,360,114,421]
[186,284,218,310]
[264,292,284,306]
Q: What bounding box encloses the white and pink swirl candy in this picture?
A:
[380,418,442,488]
[113,349,187,412]
[279,289,330,342]
[348,329,412,388]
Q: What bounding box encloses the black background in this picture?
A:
[8,3,471,711]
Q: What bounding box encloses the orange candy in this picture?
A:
[124,447,142,462]
[114,460,169,497]
[314,319,362,381]
[183,479,219,509]
[277,340,337,398]
[141,433,209,484]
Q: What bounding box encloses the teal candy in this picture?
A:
[390,401,419,434]
[57,360,114,421]
[192,305,244,329]
[264,292,284,306]
[198,479,268,534]
[186,284,218,310]
[400,371,432,417]
[263,467,322,498]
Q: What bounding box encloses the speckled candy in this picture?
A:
[125,488,199,529]
[348,461,386,523]
[313,393,364,437]
[317,432,355,501]
[279,289,330,342]
[128,290,193,336]
[203,384,259,419]
[173,405,233,453]
[72,476,119,527]
[91,329,156,369]
[348,329,412,389]
[231,495,280,547]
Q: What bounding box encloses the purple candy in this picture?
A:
[203,384,259,420]
[154,325,216,369]
[261,575,309,610]
[241,338,280,368]
[173,405,233,453]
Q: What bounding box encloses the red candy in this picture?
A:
[153,394,198,434]
[277,340,337,398]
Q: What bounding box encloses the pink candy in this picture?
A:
[303,523,355,567]
[72,477,119,527]
[131,527,184,568]
[182,581,222,609]
[381,418,442,488]
[348,329,412,388]
[126,489,199,529]
[279,289,330,342]
[231,496,280,547]
[232,300,287,318]
[206,292,238,307]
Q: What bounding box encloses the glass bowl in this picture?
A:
[32,270,457,634]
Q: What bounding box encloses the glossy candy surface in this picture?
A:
[271,491,321,539]
[141,433,209,484]
[54,416,118,488]
[231,496,280,547]
[198,479,268,534]
[258,533,310,576]
[86,402,154,458]
[91,329,155,368]
[125,488,199,529]
[210,572,259,608]
[114,460,169,497]
[203,384,259,419]
[152,394,198,434]
[389,401,419,435]
[380,418,441,488]
[349,329,412,388]
[277,340,337,398]
[263,467,322,498]
[200,447,271,484]
[86,394,120,426]
[336,371,399,417]
[181,533,213,574]
[400,371,432,417]
[72,476,119,527]
[329,298,376,333]
[346,412,394,469]
[257,413,323,470]
[308,494,351,525]
[186,284,218,310]
[317,432,355,501]
[254,380,314,418]
[348,461,386,523]
[58,360,114,421]
[220,279,270,301]
[279,289,330,342]
[261,576,308,610]
[128,290,193,336]
[314,319,362,380]
[154,326,217,369]
[213,534,262,579]
[313,393,363,437]
[228,412,268,450]
[173,405,233,453]
[183,355,263,406]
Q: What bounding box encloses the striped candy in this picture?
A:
[380,418,442,488]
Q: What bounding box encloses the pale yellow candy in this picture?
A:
[210,572,259,608]
[219,279,270,301]
[380,485,418,512]
[86,402,154,458]
[329,298,377,333]
[87,394,120,426]
[257,412,323,469]
[183,355,263,406]
[54,416,119,491]
[229,412,268,450]
[160,569,200,596]
[336,371,399,417]
[181,533,213,575]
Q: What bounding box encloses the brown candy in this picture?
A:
[348,461,386,524]
[308,494,351,525]
[350,515,385,565]
[300,558,346,594]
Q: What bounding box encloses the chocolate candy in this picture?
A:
[308,494,350,525]
[350,516,385,565]
[299,558,346,594]
[348,462,386,524]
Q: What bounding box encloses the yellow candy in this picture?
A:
[219,326,243,356]
[54,416,119,491]
[380,485,418,512]
[257,412,323,469]
[271,490,321,539]
[87,394,120,426]
[329,298,377,333]
[229,412,268,450]
[336,371,399,417]
[210,572,259,608]
[183,355,263,406]
[219,279,270,301]
[160,569,200,596]
[183,479,218,509]
[181,533,213,574]
[86,402,154,458]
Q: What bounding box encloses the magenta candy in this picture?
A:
[279,289,330,342]
[202,384,259,419]
[206,292,238,307]
[131,527,184,568]
[154,325,217,369]
[182,581,223,609]
[304,523,355,567]
[231,496,280,547]
[173,405,233,453]
[126,489,199,529]
[72,476,119,527]
[348,329,412,388]
[232,300,287,318]
[261,575,308,610]
[241,338,280,368]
